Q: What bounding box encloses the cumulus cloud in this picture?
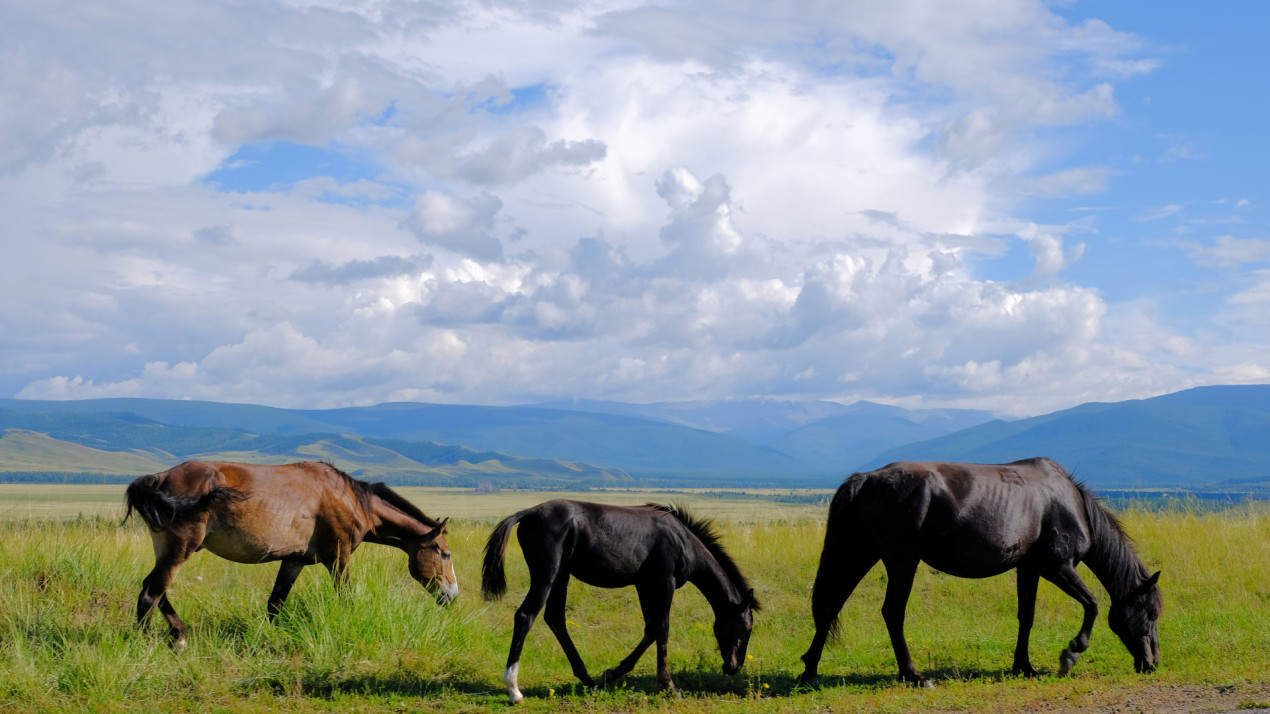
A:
[5,0,1243,416]
[400,191,507,262]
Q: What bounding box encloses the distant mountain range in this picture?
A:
[2,385,1268,491]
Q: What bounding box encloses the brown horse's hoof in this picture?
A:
[170,636,187,653]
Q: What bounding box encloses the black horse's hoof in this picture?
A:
[795,673,821,690]
[1012,666,1040,678]
[901,674,933,688]
[1059,649,1079,676]
[599,669,619,686]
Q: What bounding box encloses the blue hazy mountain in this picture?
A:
[860,385,1270,488]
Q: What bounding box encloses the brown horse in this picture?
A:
[124,460,457,649]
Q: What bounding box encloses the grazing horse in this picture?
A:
[798,457,1162,688]
[124,460,457,649]
[482,500,759,704]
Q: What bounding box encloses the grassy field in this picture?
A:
[1,485,1267,713]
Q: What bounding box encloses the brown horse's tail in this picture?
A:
[123,472,247,531]
[481,509,529,601]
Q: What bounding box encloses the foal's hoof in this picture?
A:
[599,669,619,686]
[1012,665,1040,678]
[170,636,187,653]
[507,694,524,705]
[902,675,933,688]
[1058,649,1079,676]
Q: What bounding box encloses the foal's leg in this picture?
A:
[543,572,595,686]
[268,560,306,620]
[1044,563,1098,675]
[503,537,565,704]
[601,578,675,690]
[1012,566,1041,677]
[136,531,199,651]
[798,550,880,687]
[880,557,929,687]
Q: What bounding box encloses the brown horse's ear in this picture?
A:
[420,519,448,544]
[438,517,449,534]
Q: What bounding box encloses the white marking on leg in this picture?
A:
[504,662,524,704]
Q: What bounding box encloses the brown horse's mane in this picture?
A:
[646,502,759,609]
[318,461,440,530]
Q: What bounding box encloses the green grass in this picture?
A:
[1,490,1267,712]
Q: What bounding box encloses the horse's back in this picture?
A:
[166,460,351,564]
[845,458,1089,577]
[517,499,689,588]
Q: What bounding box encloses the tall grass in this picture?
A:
[1,503,1267,712]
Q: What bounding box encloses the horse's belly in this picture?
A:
[202,517,317,564]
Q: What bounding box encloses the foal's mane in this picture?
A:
[1068,474,1149,598]
[320,462,440,529]
[646,503,759,609]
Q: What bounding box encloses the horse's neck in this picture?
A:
[1083,525,1146,600]
[363,496,428,548]
[686,543,743,612]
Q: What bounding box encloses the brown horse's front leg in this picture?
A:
[268,560,306,620]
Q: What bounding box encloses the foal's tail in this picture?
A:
[810,474,868,639]
[123,471,247,532]
[481,509,529,601]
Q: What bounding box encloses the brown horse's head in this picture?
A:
[1109,570,1162,673]
[407,518,458,605]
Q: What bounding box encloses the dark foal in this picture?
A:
[798,457,1162,688]
[482,500,759,704]
[124,460,457,649]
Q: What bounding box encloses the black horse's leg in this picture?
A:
[1044,563,1098,675]
[798,551,879,688]
[136,531,198,651]
[1012,565,1041,677]
[600,579,671,687]
[268,560,306,620]
[543,572,595,687]
[880,557,929,687]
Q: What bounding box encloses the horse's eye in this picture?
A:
[441,552,452,561]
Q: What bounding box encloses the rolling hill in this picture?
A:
[861,385,1270,488]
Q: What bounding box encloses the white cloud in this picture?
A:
[6,0,1242,417]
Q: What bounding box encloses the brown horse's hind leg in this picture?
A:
[268,560,306,620]
[1044,562,1098,675]
[880,557,931,687]
[1013,566,1041,677]
[137,530,200,651]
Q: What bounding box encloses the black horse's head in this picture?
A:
[1109,570,1162,673]
[714,588,759,675]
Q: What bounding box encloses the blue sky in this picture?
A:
[1,1,1267,415]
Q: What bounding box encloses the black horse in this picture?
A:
[798,457,1162,688]
[482,500,759,704]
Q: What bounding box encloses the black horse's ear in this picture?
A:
[1146,570,1161,587]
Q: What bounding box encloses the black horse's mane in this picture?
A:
[320,461,440,529]
[1069,475,1149,598]
[647,502,759,609]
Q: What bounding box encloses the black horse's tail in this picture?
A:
[123,473,246,532]
[481,509,529,601]
[811,474,868,639]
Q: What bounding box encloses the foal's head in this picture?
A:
[407,518,458,605]
[1109,570,1162,673]
[714,588,759,676]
